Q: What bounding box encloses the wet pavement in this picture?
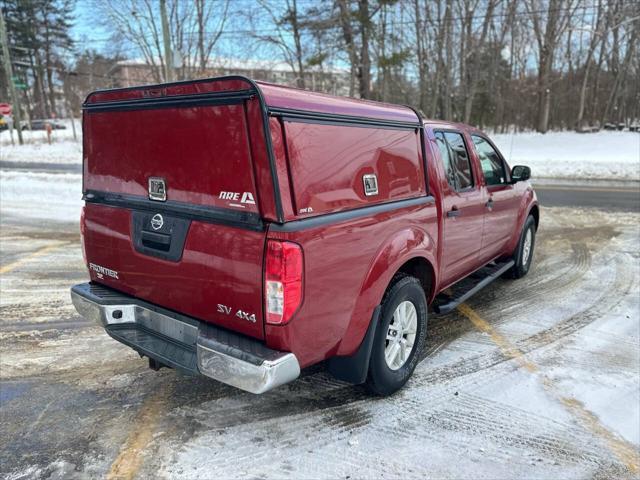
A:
[1,206,639,479]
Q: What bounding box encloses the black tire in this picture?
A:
[365,274,428,396]
[508,215,536,279]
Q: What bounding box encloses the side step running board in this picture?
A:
[433,260,515,314]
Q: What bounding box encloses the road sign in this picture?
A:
[0,102,11,115]
[13,81,26,89]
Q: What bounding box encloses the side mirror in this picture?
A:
[511,165,531,183]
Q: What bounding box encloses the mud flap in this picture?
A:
[327,305,381,384]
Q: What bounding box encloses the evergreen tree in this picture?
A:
[0,0,74,118]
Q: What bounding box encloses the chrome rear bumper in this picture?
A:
[70,283,300,394]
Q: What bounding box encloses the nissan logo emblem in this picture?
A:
[150,213,164,230]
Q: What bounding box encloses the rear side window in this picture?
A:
[472,135,507,186]
[283,122,425,216]
[434,131,474,191]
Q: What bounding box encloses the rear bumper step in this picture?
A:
[70,283,300,394]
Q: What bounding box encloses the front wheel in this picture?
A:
[508,215,536,279]
[365,275,428,396]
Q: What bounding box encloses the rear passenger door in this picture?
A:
[434,131,486,287]
[471,135,520,261]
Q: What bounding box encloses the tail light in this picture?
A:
[265,240,303,325]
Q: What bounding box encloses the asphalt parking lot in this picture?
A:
[1,199,639,479]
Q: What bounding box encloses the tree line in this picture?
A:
[1,0,638,132]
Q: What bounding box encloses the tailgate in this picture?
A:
[81,78,267,339]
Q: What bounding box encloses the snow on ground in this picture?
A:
[1,159,639,477]
[0,123,81,165]
[0,125,638,180]
[148,207,639,479]
[493,130,640,181]
[0,119,81,164]
[0,171,82,223]
[0,119,80,144]
[0,140,82,164]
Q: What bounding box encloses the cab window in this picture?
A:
[434,131,474,191]
[472,135,507,186]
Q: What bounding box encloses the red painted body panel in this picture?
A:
[85,78,253,104]
[83,102,259,212]
[83,203,266,339]
[268,117,296,220]
[80,76,538,371]
[266,202,437,367]
[257,82,417,123]
[283,122,425,217]
[245,99,279,222]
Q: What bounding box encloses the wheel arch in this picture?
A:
[396,256,437,305]
[529,203,540,230]
[327,251,436,385]
[506,194,539,256]
[334,226,437,359]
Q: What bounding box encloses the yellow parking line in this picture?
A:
[457,303,639,474]
[107,389,169,480]
[558,395,640,473]
[458,304,537,373]
[0,242,67,275]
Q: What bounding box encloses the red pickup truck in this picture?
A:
[71,76,538,396]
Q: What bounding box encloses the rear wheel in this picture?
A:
[365,275,428,396]
[508,215,536,279]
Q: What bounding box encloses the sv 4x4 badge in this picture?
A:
[217,304,257,323]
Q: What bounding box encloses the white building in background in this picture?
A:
[107,57,351,96]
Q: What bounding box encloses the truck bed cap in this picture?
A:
[256,81,420,125]
[83,76,421,126]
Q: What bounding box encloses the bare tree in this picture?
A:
[411,0,430,113]
[459,0,498,123]
[601,5,639,125]
[575,0,606,129]
[246,0,309,89]
[337,0,359,96]
[336,0,382,99]
[71,0,639,132]
[527,0,578,133]
[195,0,229,75]
[358,0,372,98]
[96,0,229,82]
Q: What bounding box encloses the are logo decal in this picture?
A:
[219,191,256,208]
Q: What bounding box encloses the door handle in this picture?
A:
[485,197,494,209]
[447,206,461,218]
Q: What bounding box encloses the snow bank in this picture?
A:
[493,131,640,181]
[0,140,82,164]
[0,171,82,223]
[0,119,80,144]
[0,119,82,164]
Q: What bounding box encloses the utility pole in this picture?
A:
[0,7,23,144]
[159,0,174,82]
[64,71,77,141]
